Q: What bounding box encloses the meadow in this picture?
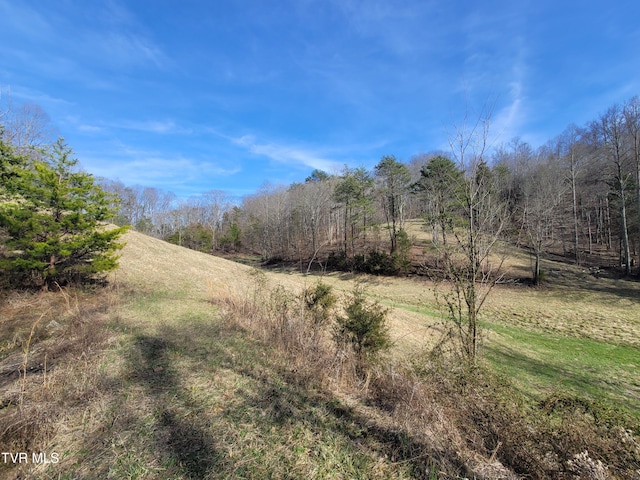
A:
[1,228,638,479]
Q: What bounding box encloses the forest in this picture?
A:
[101,96,640,283]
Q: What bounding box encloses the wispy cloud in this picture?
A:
[115,119,184,134]
[2,85,73,108]
[332,0,438,56]
[0,1,168,74]
[69,118,189,136]
[78,125,103,133]
[62,115,105,134]
[233,135,342,173]
[84,145,241,189]
[0,1,55,41]
[490,39,530,145]
[88,30,169,70]
[85,1,170,70]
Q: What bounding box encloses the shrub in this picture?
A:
[352,253,366,272]
[334,285,390,368]
[326,250,349,270]
[303,282,336,330]
[363,250,396,275]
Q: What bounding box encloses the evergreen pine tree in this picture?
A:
[0,138,128,289]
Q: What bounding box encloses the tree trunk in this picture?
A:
[571,164,580,264]
[533,250,541,285]
[637,159,640,272]
[587,210,593,255]
[619,180,632,275]
[466,283,477,361]
[343,205,348,254]
[389,196,397,254]
[605,196,612,250]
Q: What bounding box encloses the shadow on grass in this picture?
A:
[486,343,594,391]
[546,270,640,304]
[523,252,640,303]
[233,367,470,478]
[95,311,469,479]
[494,248,640,303]
[131,333,224,478]
[168,318,468,478]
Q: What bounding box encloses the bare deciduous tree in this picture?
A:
[596,105,633,275]
[1,102,56,155]
[623,96,640,270]
[435,102,509,362]
[520,156,567,284]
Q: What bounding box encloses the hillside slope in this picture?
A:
[1,231,464,479]
[115,231,640,412]
[116,230,439,356]
[115,228,258,291]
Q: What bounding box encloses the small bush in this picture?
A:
[324,249,410,276]
[352,253,366,272]
[303,282,336,330]
[334,285,390,368]
[326,250,349,270]
[363,250,396,275]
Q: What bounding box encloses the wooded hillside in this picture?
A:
[102,96,640,280]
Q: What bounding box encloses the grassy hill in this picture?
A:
[1,229,639,479]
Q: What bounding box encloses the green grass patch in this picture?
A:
[377,290,640,419]
[378,288,640,420]
[483,322,640,418]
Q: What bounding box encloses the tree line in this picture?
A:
[101,96,640,281]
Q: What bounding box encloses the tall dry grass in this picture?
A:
[0,286,117,479]
[209,269,640,480]
[209,270,353,389]
[208,270,510,478]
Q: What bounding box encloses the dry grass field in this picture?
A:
[1,228,639,479]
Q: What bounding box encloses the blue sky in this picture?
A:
[1,0,639,199]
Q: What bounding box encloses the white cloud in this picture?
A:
[77,124,104,133]
[232,135,342,172]
[91,31,168,70]
[77,118,190,135]
[3,1,168,72]
[5,85,73,107]
[84,1,170,70]
[81,143,240,189]
[117,119,180,134]
[0,1,55,41]
[489,41,530,145]
[332,0,438,56]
